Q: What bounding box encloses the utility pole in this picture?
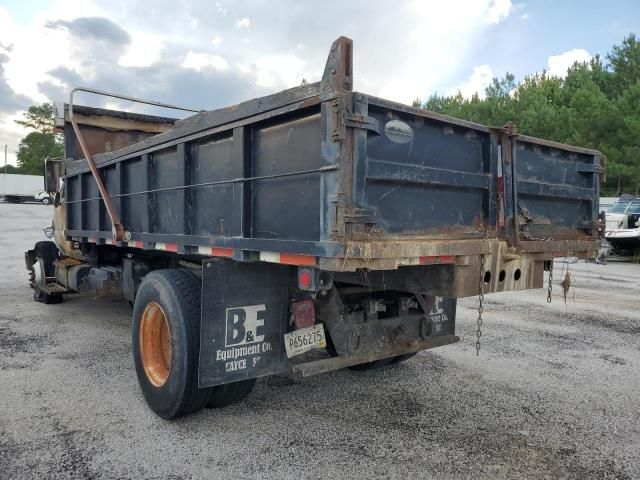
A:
[2,144,6,196]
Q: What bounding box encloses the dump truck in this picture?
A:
[25,37,602,419]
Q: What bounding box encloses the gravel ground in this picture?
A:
[0,203,638,480]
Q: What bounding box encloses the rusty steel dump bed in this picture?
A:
[60,37,601,298]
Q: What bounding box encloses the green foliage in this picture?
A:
[13,103,63,176]
[16,132,63,175]
[415,34,640,196]
[15,103,56,134]
[607,33,640,95]
[0,164,20,174]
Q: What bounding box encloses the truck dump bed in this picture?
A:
[60,37,601,298]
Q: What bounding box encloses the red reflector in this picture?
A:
[280,253,316,266]
[212,247,234,258]
[299,270,312,289]
[293,300,315,329]
[419,255,455,265]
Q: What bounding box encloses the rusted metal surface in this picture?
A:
[323,239,549,297]
[292,334,460,377]
[139,301,172,387]
[68,87,201,241]
[66,128,163,159]
[62,109,175,134]
[70,111,126,241]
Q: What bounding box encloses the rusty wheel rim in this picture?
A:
[139,302,172,387]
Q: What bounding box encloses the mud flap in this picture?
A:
[198,259,292,388]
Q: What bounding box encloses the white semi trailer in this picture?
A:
[1,173,46,203]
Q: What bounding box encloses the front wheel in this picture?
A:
[41,197,51,205]
[31,241,63,304]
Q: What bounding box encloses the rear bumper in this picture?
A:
[322,239,598,298]
[292,334,460,377]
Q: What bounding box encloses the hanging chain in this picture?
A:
[475,253,485,356]
[546,261,553,303]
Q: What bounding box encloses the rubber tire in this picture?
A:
[41,197,51,205]
[207,378,256,408]
[132,269,213,419]
[33,241,62,304]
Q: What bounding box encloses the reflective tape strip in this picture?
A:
[156,242,178,252]
[212,247,234,257]
[261,251,317,266]
[197,246,234,257]
[419,255,455,265]
[260,251,280,263]
[128,240,144,249]
[279,253,316,266]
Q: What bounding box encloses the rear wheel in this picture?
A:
[132,269,256,419]
[207,378,256,408]
[132,269,212,419]
[41,197,51,205]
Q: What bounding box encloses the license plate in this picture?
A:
[284,323,326,358]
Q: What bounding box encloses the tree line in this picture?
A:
[414,34,640,196]
[1,104,63,176]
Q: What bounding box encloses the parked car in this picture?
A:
[605,194,640,254]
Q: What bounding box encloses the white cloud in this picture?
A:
[251,54,308,89]
[375,0,512,102]
[235,18,250,29]
[182,51,229,71]
[447,64,494,98]
[0,0,520,162]
[547,48,591,77]
[1,0,516,106]
[0,114,26,166]
[119,32,164,67]
[215,2,227,16]
[486,0,512,24]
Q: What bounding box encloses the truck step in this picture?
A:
[292,334,459,377]
[40,282,70,294]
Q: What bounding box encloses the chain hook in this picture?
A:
[476,253,485,356]
[546,261,553,303]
